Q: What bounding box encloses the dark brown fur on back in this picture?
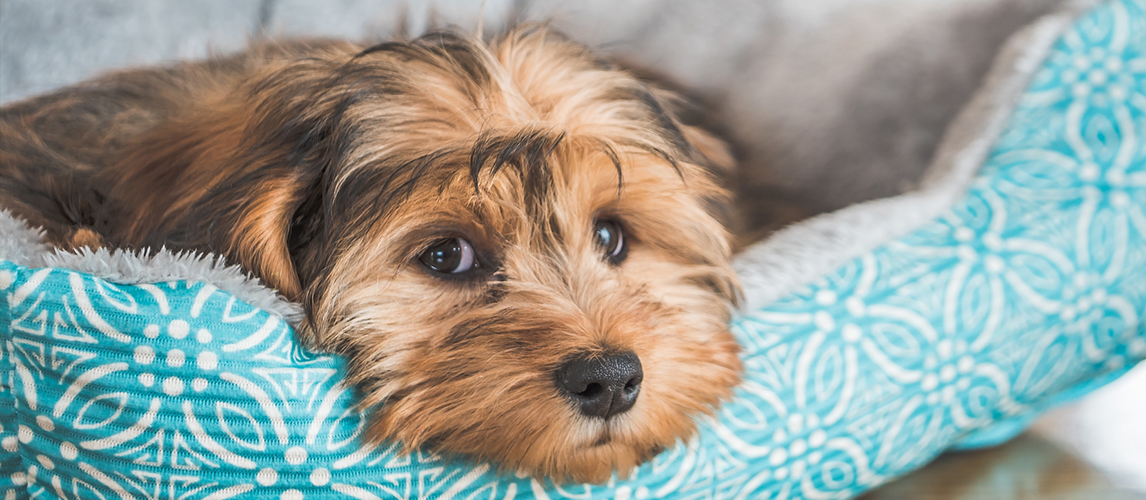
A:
[0,28,743,483]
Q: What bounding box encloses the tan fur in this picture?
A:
[0,27,743,483]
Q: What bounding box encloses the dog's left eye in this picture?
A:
[593,219,627,264]
[419,237,477,274]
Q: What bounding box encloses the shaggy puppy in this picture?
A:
[0,27,742,482]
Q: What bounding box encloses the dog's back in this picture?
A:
[2,62,218,246]
[2,76,147,243]
[0,41,336,247]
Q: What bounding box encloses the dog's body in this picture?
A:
[0,29,742,482]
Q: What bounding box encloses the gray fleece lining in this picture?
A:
[0,209,49,268]
[0,209,304,325]
[731,2,1091,312]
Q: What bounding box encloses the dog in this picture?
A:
[0,27,743,483]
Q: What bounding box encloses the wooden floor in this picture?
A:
[862,364,1146,500]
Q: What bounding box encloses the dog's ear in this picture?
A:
[103,55,352,301]
[641,84,737,174]
[676,121,736,173]
[605,58,738,174]
[220,78,349,301]
[225,173,321,300]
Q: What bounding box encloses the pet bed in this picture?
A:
[2,0,1145,498]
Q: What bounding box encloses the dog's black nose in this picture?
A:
[556,351,642,419]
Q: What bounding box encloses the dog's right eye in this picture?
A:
[419,238,476,274]
[593,219,627,265]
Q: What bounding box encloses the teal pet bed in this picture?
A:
[3,1,1145,498]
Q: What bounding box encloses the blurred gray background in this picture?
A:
[0,0,1063,229]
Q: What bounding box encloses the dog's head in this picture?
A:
[111,27,742,482]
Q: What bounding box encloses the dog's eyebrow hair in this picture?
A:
[468,129,565,205]
[588,138,625,194]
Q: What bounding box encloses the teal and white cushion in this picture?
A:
[2,1,1144,498]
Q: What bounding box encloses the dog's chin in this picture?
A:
[556,442,668,484]
[549,415,691,484]
[369,401,705,484]
[361,333,742,484]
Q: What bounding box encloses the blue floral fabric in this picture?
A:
[3,1,1146,498]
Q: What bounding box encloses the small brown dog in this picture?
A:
[0,27,742,482]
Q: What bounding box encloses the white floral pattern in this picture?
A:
[3,1,1146,498]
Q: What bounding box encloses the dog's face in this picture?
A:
[110,29,742,482]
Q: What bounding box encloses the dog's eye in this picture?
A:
[593,219,627,264]
[419,238,477,274]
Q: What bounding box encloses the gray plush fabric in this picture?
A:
[0,210,304,324]
[734,1,1088,310]
[0,209,48,268]
[1,0,1064,219]
[0,0,263,100]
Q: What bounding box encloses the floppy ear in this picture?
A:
[199,96,340,301]
[607,58,738,174]
[676,122,736,173]
[624,79,742,233]
[225,176,317,299]
[102,65,345,302]
[639,84,737,173]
